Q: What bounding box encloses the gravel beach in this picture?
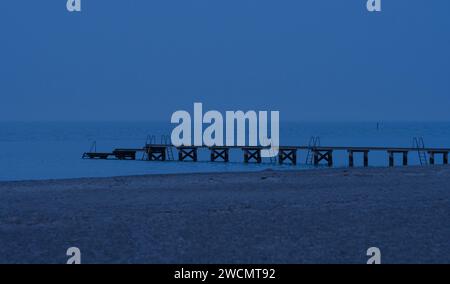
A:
[0,166,449,264]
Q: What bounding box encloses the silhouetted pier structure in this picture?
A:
[429,150,449,165]
[178,146,198,162]
[82,144,450,168]
[278,147,297,165]
[210,146,230,162]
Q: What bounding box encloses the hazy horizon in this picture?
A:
[2,119,450,123]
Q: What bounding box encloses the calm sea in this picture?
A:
[1,121,449,181]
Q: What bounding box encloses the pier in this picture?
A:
[210,146,230,162]
[82,143,450,168]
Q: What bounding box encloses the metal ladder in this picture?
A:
[82,141,97,158]
[89,141,97,152]
[160,135,174,161]
[142,135,156,160]
[413,137,428,165]
[305,136,321,165]
[146,135,156,145]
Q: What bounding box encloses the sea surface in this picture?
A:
[1,121,450,181]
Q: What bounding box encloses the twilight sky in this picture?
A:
[0,0,449,121]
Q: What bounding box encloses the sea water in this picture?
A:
[0,121,449,181]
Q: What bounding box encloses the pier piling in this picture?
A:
[428,151,449,165]
[348,150,369,167]
[146,146,167,161]
[388,150,409,167]
[210,147,230,162]
[278,148,297,165]
[178,146,198,162]
[243,147,262,163]
[313,149,333,167]
[389,151,394,167]
[113,150,136,160]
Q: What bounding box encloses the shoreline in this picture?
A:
[1,166,449,263]
[0,164,436,184]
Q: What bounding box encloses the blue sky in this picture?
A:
[0,0,449,121]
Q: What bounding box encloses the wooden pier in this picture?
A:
[348,149,369,167]
[278,147,297,165]
[312,148,333,167]
[112,149,137,160]
[210,146,230,162]
[146,146,167,161]
[82,144,450,168]
[429,150,448,165]
[177,146,198,162]
[242,147,263,163]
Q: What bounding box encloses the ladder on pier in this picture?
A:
[413,137,428,165]
[305,136,321,165]
[161,135,174,161]
[145,134,174,161]
[81,141,97,158]
[143,135,156,160]
[89,141,97,152]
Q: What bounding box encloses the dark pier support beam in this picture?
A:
[313,151,319,166]
[113,150,136,160]
[313,149,333,167]
[327,151,333,167]
[388,150,408,167]
[348,151,354,167]
[210,147,229,162]
[243,147,262,163]
[429,152,435,165]
[278,148,297,165]
[177,147,198,162]
[364,151,369,167]
[428,151,449,165]
[348,150,369,168]
[388,151,394,167]
[147,146,167,161]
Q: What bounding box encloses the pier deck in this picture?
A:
[82,144,450,167]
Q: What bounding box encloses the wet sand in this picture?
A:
[0,166,449,264]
